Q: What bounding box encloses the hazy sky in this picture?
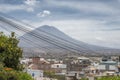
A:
[0,0,120,48]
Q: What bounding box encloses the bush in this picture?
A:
[0,70,33,80]
[80,78,88,80]
[96,76,120,80]
[44,71,65,80]
[0,75,7,80]
[0,71,7,80]
[0,62,4,71]
[8,76,17,80]
[18,72,33,80]
[54,75,65,80]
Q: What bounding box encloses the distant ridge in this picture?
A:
[0,14,120,58]
[19,25,120,57]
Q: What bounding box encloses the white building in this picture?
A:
[97,60,118,76]
[51,64,67,68]
[98,61,117,71]
[51,64,67,75]
[20,58,32,64]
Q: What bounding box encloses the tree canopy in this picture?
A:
[0,32,23,70]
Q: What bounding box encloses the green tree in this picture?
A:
[96,76,120,80]
[0,32,23,70]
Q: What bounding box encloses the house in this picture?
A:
[47,59,63,64]
[98,60,118,76]
[20,58,32,64]
[98,60,117,71]
[51,63,67,75]
[64,56,91,71]
[116,56,120,73]
[116,65,120,76]
[28,64,39,70]
[29,57,52,71]
[66,71,81,80]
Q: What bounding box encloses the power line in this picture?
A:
[0,14,96,55]
[0,16,80,53]
[0,12,95,53]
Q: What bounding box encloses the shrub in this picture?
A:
[0,71,7,80]
[8,76,17,80]
[80,78,88,80]
[18,72,33,80]
[44,71,65,80]
[0,75,7,80]
[96,76,120,80]
[0,62,4,71]
[0,70,33,80]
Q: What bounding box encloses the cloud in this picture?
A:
[0,4,35,13]
[26,7,34,12]
[95,37,105,41]
[24,0,37,6]
[37,10,51,17]
[22,19,30,23]
[45,0,120,16]
[0,0,39,13]
[23,0,38,12]
[0,4,25,12]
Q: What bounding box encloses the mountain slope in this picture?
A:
[1,15,119,57]
[19,25,120,57]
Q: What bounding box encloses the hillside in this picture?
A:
[0,15,120,57]
[19,25,120,57]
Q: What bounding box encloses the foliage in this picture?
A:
[0,32,23,70]
[44,71,65,80]
[0,62,4,71]
[80,78,88,80]
[96,76,120,80]
[0,32,33,80]
[18,72,34,80]
[54,75,66,80]
[44,71,55,78]
[0,70,33,80]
